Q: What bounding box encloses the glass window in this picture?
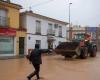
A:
[48,23,53,35]
[59,26,62,37]
[54,24,58,29]
[36,20,41,34]
[0,9,8,27]
[48,23,53,30]
[0,37,14,54]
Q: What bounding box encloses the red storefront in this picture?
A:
[0,28,16,36]
[0,28,16,55]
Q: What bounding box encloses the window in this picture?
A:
[54,24,58,29]
[0,37,14,54]
[36,40,41,48]
[48,23,53,31]
[36,20,41,34]
[0,9,8,27]
[47,23,55,35]
[58,26,62,37]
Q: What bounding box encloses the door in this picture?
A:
[48,41,53,49]
[19,37,25,55]
[0,36,14,54]
[36,40,41,48]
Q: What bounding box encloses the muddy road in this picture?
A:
[0,53,100,80]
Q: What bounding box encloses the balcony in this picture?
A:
[35,32,41,35]
[0,16,9,27]
[47,29,55,41]
[47,29,55,36]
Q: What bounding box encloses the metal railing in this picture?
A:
[0,16,9,27]
[47,29,55,36]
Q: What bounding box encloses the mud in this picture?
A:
[0,53,100,80]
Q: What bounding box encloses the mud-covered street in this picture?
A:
[0,53,100,80]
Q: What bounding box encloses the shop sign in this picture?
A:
[0,28,16,36]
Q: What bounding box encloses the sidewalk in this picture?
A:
[0,55,25,60]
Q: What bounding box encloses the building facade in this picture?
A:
[20,11,68,53]
[0,0,26,56]
[70,25,86,39]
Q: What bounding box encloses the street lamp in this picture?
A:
[68,2,72,40]
[69,2,72,28]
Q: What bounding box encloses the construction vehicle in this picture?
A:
[55,33,97,59]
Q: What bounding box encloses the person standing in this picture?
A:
[27,44,42,80]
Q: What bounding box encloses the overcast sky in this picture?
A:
[11,0,100,27]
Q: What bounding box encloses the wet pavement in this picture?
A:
[0,53,100,80]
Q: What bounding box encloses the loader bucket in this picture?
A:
[55,42,80,57]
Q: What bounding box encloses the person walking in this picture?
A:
[27,44,42,80]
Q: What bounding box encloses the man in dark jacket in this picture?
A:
[27,44,42,80]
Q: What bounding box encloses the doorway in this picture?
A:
[19,37,25,55]
[48,41,53,49]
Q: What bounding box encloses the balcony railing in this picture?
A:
[0,16,9,27]
[35,32,41,35]
[47,35,55,41]
[47,29,55,36]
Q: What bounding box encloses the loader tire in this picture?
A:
[90,47,97,57]
[80,47,88,59]
[64,55,72,59]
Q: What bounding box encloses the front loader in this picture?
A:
[55,33,97,59]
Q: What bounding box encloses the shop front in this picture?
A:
[0,28,16,56]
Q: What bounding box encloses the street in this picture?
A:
[0,53,100,80]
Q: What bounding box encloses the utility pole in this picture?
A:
[68,2,72,40]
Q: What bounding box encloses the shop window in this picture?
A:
[0,37,14,54]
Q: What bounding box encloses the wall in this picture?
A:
[8,7,19,28]
[0,2,22,56]
[0,5,20,28]
[25,14,67,51]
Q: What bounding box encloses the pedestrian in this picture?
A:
[27,44,42,80]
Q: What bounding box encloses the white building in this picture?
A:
[20,11,68,53]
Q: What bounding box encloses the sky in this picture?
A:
[11,0,100,27]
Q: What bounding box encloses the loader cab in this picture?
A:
[72,33,91,47]
[72,34,85,42]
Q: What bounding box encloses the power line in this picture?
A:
[30,0,54,9]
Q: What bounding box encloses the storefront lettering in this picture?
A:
[0,28,16,36]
